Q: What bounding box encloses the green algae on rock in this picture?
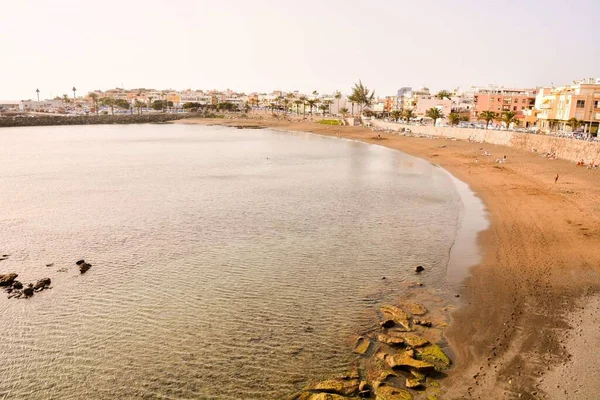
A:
[353,336,372,355]
[416,344,451,370]
[379,305,411,330]
[374,385,413,400]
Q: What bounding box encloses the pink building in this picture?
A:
[472,88,536,123]
[413,96,452,122]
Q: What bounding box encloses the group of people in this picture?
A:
[576,159,599,169]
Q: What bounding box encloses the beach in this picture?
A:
[177,117,600,399]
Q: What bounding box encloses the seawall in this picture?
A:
[0,113,192,128]
[371,120,600,164]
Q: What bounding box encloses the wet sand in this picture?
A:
[176,117,600,399]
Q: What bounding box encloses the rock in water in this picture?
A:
[34,278,51,291]
[78,261,92,274]
[415,265,425,273]
[23,284,34,297]
[0,273,18,286]
[353,336,371,355]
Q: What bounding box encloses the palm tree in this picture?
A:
[299,95,307,116]
[426,107,445,126]
[293,99,302,115]
[478,111,497,129]
[36,88,40,102]
[100,98,115,115]
[350,80,375,115]
[390,110,402,122]
[72,86,77,99]
[282,98,290,114]
[402,108,415,123]
[62,94,69,104]
[307,99,317,115]
[339,108,349,118]
[134,100,145,115]
[448,112,461,126]
[436,90,451,100]
[148,96,154,109]
[567,117,582,132]
[319,104,328,115]
[500,111,519,130]
[334,91,342,114]
[89,93,99,115]
[323,99,333,115]
[347,93,358,116]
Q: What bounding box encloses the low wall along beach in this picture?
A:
[371,120,600,164]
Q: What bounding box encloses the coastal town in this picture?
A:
[1,77,599,137]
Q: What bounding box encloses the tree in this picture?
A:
[113,99,130,110]
[334,91,342,114]
[436,90,451,100]
[478,110,497,129]
[347,93,358,116]
[72,86,77,99]
[89,93,99,115]
[148,96,154,109]
[307,99,317,115]
[293,99,302,115]
[403,108,415,123]
[299,95,307,116]
[500,110,519,130]
[62,94,70,104]
[319,103,328,115]
[390,110,402,122]
[134,100,145,114]
[323,99,333,115]
[339,107,349,118]
[100,97,116,115]
[350,80,375,115]
[426,107,445,126]
[282,98,290,114]
[152,100,164,111]
[448,112,461,126]
[566,117,582,132]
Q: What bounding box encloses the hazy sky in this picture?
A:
[2,0,599,100]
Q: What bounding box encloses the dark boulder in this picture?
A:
[0,273,18,286]
[23,284,34,297]
[12,280,23,290]
[75,260,85,266]
[415,265,425,273]
[79,262,92,274]
[34,278,51,291]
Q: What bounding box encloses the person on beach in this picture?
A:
[555,174,559,184]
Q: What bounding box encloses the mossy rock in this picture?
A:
[374,385,413,400]
[308,378,359,396]
[416,345,451,370]
[399,334,429,348]
[379,305,411,330]
[404,302,428,316]
[353,336,371,355]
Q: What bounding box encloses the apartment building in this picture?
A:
[471,86,536,123]
[535,78,600,134]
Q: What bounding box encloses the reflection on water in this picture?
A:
[0,124,460,399]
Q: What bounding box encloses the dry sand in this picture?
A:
[177,117,600,399]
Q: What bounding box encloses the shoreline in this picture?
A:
[176,117,600,399]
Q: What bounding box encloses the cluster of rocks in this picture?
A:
[292,302,450,400]
[1,274,51,299]
[1,259,93,300]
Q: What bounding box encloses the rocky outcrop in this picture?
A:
[34,278,51,291]
[307,378,359,397]
[379,305,411,331]
[0,113,194,128]
[353,336,371,355]
[386,352,435,372]
[0,273,18,286]
[373,385,413,400]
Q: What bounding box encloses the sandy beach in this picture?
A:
[177,116,600,399]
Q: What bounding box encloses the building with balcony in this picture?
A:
[535,78,600,135]
[471,87,536,125]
